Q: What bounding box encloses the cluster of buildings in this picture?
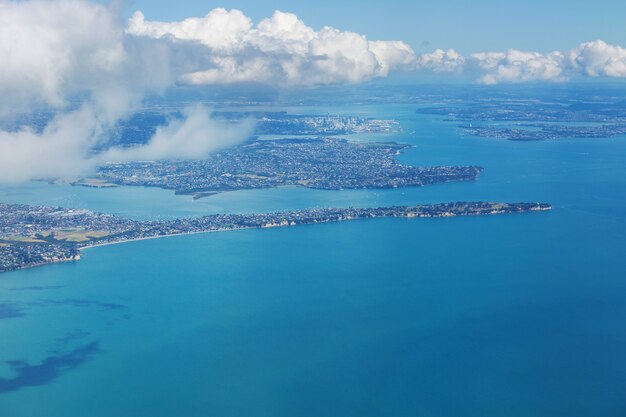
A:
[96,138,483,198]
[255,114,401,135]
[0,201,550,273]
[0,243,79,273]
[0,203,136,237]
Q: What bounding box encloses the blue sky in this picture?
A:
[122,0,626,53]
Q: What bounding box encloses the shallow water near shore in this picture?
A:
[1,104,626,416]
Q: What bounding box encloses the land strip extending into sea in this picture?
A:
[0,201,551,273]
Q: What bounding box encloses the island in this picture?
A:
[460,124,626,141]
[416,93,626,141]
[0,201,551,273]
[91,137,483,199]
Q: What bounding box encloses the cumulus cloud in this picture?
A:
[470,50,566,84]
[568,40,626,78]
[466,40,626,84]
[0,0,124,115]
[0,0,130,183]
[127,9,417,85]
[416,49,465,73]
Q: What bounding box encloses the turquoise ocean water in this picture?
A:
[1,104,626,416]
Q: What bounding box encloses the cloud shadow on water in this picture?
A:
[0,342,99,394]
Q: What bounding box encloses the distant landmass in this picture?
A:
[417,92,626,141]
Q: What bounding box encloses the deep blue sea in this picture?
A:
[1,103,626,416]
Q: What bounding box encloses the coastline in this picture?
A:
[2,202,552,274]
[80,227,256,250]
[2,256,80,274]
[83,204,551,250]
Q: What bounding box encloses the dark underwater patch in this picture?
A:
[0,303,24,319]
[0,342,99,394]
[9,285,66,291]
[31,298,126,311]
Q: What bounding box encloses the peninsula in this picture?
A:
[90,137,483,199]
[0,201,551,273]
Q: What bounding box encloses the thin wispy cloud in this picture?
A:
[99,105,255,163]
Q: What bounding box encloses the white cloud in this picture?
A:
[415,49,465,73]
[0,0,200,121]
[0,0,254,184]
[467,41,626,84]
[470,50,566,84]
[127,9,418,86]
[568,40,626,78]
[0,0,124,115]
[0,106,101,183]
[128,8,253,53]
